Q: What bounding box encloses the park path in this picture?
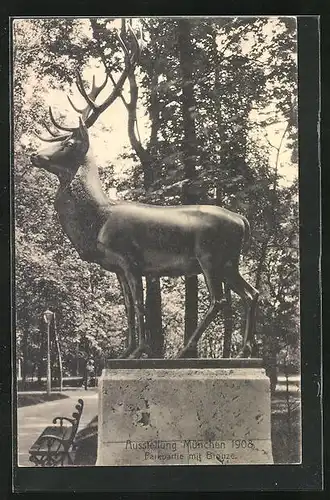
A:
[17,389,98,467]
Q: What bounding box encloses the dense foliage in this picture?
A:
[13,17,299,385]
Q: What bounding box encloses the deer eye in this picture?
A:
[66,139,75,147]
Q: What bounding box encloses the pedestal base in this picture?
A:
[96,359,273,466]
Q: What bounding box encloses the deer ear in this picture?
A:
[78,117,89,145]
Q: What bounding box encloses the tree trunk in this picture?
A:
[21,328,28,386]
[266,340,278,395]
[143,158,163,357]
[37,325,43,383]
[178,19,199,357]
[184,276,199,356]
[222,283,233,357]
[80,336,89,390]
[216,187,234,357]
[142,159,163,358]
[145,277,164,357]
[143,69,164,358]
[213,54,250,358]
[83,360,88,391]
[53,314,63,391]
[119,20,164,358]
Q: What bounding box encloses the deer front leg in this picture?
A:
[123,269,151,359]
[116,272,136,358]
[97,245,145,358]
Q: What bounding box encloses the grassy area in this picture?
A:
[17,392,69,408]
[271,395,301,463]
[17,377,98,391]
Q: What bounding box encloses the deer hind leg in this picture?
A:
[224,265,259,357]
[177,257,225,358]
[116,272,136,358]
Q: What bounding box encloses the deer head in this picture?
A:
[31,117,89,180]
[30,23,142,181]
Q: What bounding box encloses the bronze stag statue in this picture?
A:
[30,27,259,359]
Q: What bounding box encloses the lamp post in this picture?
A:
[53,313,63,393]
[17,357,22,380]
[43,309,53,396]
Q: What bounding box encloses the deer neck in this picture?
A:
[54,151,112,262]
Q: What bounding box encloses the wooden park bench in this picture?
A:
[29,399,84,466]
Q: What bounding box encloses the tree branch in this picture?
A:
[217,23,252,60]
[89,18,129,111]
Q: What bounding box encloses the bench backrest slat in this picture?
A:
[71,399,84,436]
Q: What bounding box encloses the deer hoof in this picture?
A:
[128,349,141,359]
[129,343,151,359]
[118,345,135,359]
[237,344,252,359]
[177,345,196,359]
[142,344,152,358]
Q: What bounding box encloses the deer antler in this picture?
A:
[33,130,71,142]
[67,73,109,122]
[67,24,142,128]
[34,23,142,143]
[41,120,61,137]
[48,106,77,132]
[34,106,77,142]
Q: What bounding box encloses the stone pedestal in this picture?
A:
[96,359,273,466]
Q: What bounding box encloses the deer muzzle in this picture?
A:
[31,153,49,168]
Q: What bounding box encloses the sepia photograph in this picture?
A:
[12,16,302,471]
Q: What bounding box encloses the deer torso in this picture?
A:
[53,154,246,276]
[97,204,247,277]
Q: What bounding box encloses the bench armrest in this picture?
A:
[53,416,76,426]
